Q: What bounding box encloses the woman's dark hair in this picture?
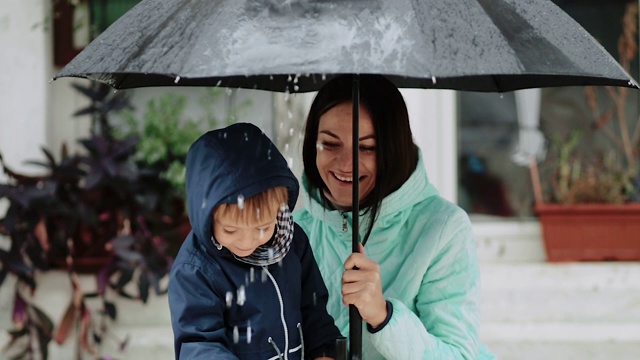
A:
[302,74,419,244]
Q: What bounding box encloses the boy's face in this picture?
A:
[213,208,277,257]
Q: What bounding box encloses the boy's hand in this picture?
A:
[342,243,387,328]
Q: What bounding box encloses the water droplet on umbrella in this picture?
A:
[294,85,299,91]
[174,76,181,84]
[226,291,233,308]
[287,75,293,82]
[316,143,324,151]
[294,74,300,84]
[322,74,327,80]
[233,326,239,343]
[270,75,274,80]
[431,76,436,84]
[247,323,252,343]
[237,286,246,306]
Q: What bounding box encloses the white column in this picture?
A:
[402,89,458,203]
[0,0,51,177]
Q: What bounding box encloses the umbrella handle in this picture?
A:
[349,75,363,360]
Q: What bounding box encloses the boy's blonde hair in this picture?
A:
[214,186,289,226]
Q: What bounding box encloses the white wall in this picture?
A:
[0,0,51,176]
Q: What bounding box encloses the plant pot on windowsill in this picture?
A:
[534,203,640,262]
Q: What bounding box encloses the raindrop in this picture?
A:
[499,93,504,99]
[431,76,436,84]
[289,128,294,136]
[233,326,239,343]
[174,76,181,84]
[267,148,272,160]
[225,291,234,308]
[287,157,293,169]
[237,195,245,209]
[294,74,300,84]
[48,78,54,83]
[287,75,292,82]
[244,132,249,141]
[201,199,207,209]
[316,143,324,151]
[287,111,293,119]
[247,322,252,343]
[294,85,300,91]
[261,268,268,282]
[322,74,327,80]
[113,90,118,94]
[284,143,290,152]
[280,122,284,129]
[268,248,275,259]
[225,88,233,96]
[269,75,274,80]
[223,132,227,139]
[259,228,266,239]
[216,80,222,86]
[249,267,255,283]
[237,286,246,306]
[284,89,290,102]
[313,292,317,306]
[256,207,261,220]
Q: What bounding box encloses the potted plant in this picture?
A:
[0,82,180,359]
[530,2,640,262]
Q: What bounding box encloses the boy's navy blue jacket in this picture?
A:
[168,123,340,360]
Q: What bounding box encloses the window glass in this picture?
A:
[457,0,639,218]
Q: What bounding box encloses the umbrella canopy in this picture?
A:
[54,0,639,92]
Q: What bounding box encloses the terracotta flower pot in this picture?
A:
[534,203,640,262]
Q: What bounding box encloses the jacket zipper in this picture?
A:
[264,266,289,360]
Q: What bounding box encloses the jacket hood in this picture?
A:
[186,122,299,253]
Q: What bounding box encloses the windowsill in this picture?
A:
[469,214,545,263]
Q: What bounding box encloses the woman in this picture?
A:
[294,75,496,359]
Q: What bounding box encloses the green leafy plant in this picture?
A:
[115,88,250,203]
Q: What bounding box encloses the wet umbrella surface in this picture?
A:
[54,0,639,358]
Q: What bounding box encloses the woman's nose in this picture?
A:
[336,147,353,169]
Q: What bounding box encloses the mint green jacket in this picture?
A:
[294,158,496,360]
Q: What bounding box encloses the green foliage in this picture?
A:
[115,88,250,200]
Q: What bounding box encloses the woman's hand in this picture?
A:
[342,244,387,328]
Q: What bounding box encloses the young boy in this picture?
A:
[168,123,340,360]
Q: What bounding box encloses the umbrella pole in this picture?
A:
[349,75,363,360]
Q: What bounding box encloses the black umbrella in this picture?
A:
[53,0,638,358]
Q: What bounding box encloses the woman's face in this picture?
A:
[316,102,377,209]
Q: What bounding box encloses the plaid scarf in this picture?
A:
[211,204,293,266]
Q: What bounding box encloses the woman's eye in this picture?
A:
[320,141,339,149]
[223,229,236,234]
[360,146,376,153]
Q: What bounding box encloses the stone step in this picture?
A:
[481,322,640,360]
